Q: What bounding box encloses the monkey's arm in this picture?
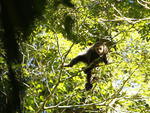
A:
[64,55,86,67]
[102,54,108,64]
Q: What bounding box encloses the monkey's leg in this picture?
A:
[85,71,93,90]
[84,60,100,90]
[64,55,86,67]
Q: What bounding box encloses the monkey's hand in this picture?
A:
[59,63,68,68]
[62,63,72,67]
[85,83,93,91]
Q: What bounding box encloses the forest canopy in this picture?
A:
[0,0,150,113]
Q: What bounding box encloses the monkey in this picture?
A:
[64,40,109,90]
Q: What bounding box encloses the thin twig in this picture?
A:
[106,66,139,105]
[36,42,75,113]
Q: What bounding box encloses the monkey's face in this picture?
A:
[95,45,104,55]
[95,44,108,55]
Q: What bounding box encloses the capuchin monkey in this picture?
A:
[64,40,109,90]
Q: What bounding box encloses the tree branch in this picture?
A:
[137,0,150,9]
[44,102,106,110]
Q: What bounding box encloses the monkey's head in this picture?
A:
[95,42,108,55]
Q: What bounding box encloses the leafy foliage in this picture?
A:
[0,0,150,113]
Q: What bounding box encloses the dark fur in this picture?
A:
[64,41,109,90]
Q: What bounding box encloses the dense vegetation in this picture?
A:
[0,0,150,113]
